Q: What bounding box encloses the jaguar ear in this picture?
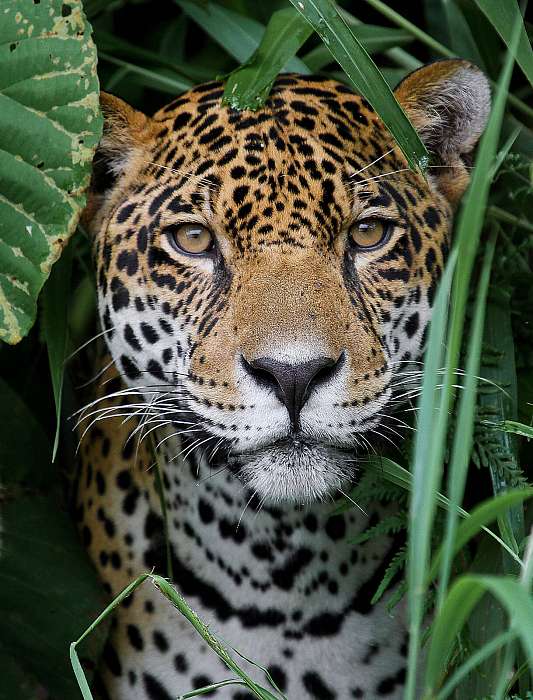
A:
[394,59,491,203]
[82,92,153,232]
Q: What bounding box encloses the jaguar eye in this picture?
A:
[349,218,392,251]
[167,223,214,255]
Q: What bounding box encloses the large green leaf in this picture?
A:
[287,0,428,172]
[0,0,101,344]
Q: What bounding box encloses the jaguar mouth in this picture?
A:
[227,436,356,504]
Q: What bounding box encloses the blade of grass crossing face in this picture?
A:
[437,231,497,605]
[223,8,312,110]
[405,250,458,700]
[287,0,429,172]
[152,576,281,699]
[70,574,150,700]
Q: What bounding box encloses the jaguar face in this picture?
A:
[85,63,490,502]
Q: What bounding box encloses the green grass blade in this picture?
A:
[42,239,73,461]
[177,0,265,64]
[356,456,524,565]
[436,630,516,700]
[405,250,458,699]
[302,24,413,71]
[71,571,285,700]
[484,419,533,439]
[70,573,150,699]
[479,294,526,565]
[441,0,486,69]
[429,488,533,583]
[425,575,533,694]
[474,0,533,88]
[447,48,518,362]
[522,532,533,591]
[223,7,312,110]
[177,679,247,698]
[287,0,428,172]
[99,52,193,93]
[406,20,520,698]
[95,29,213,83]
[437,230,496,605]
[69,643,93,700]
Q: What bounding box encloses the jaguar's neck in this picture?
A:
[146,430,396,624]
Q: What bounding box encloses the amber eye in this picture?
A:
[349,218,392,250]
[167,223,214,255]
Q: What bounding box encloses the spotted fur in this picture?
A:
[77,63,490,699]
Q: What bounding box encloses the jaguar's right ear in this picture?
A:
[82,92,153,233]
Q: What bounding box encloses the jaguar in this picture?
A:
[76,60,490,699]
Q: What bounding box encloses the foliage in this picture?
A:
[0,0,532,699]
[0,0,101,344]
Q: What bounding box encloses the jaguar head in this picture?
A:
[84,61,490,502]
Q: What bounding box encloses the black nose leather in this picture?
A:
[243,354,343,430]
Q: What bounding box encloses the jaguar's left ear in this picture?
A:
[81,93,155,234]
[394,59,491,204]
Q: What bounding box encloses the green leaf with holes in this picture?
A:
[0,0,102,344]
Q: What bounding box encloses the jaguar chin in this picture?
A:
[228,437,355,504]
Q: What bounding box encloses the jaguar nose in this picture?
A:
[242,353,344,430]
